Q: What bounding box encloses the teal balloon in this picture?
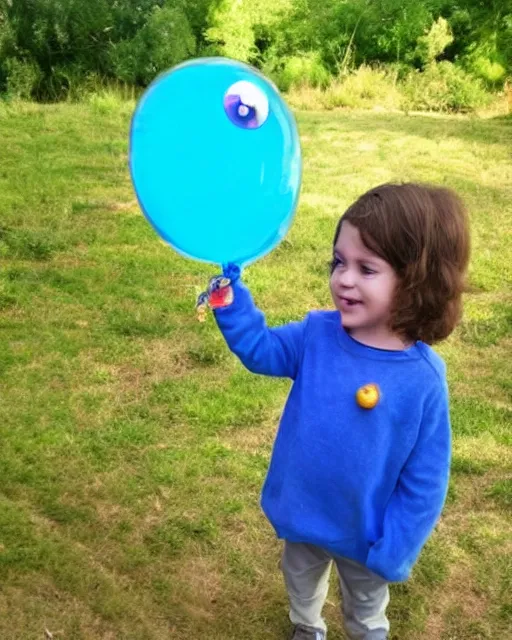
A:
[129,57,302,267]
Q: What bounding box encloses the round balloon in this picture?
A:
[129,57,302,267]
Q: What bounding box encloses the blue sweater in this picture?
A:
[214,280,451,582]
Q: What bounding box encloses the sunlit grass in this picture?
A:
[0,101,511,639]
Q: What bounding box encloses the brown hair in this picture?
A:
[333,183,470,344]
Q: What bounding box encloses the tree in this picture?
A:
[111,3,196,85]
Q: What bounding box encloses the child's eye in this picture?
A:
[361,265,376,275]
[330,257,344,272]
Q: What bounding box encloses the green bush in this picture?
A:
[0,0,507,108]
[414,17,453,67]
[111,5,196,85]
[205,0,257,62]
[3,58,41,99]
[264,52,331,92]
[464,43,508,88]
[401,61,492,112]
[321,65,401,110]
[43,64,94,102]
[286,62,495,115]
[471,57,507,86]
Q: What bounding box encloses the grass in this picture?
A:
[0,97,511,639]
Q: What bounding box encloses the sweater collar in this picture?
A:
[331,312,422,361]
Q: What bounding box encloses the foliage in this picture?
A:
[3,57,41,99]
[464,41,508,87]
[440,0,512,77]
[204,0,293,63]
[111,5,196,85]
[263,51,330,91]
[273,0,440,71]
[0,0,207,99]
[414,16,453,66]
[321,65,402,110]
[401,60,491,112]
[0,0,510,109]
[205,0,259,61]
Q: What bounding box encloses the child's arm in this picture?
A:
[211,274,308,379]
[366,381,451,582]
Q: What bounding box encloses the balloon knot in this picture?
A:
[222,263,241,282]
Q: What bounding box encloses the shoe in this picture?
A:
[291,624,326,640]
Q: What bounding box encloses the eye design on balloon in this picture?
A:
[224,80,269,129]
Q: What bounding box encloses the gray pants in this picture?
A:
[282,542,390,640]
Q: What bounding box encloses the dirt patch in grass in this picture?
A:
[174,554,223,619]
[0,582,110,639]
[221,415,279,454]
[453,435,512,469]
[81,339,195,392]
[131,339,195,382]
[445,338,512,412]
[419,471,512,638]
[106,200,137,212]
[419,562,488,640]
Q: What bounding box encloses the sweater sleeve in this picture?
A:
[366,380,451,582]
[213,279,308,379]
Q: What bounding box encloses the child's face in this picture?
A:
[330,221,400,349]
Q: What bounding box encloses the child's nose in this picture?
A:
[336,267,356,288]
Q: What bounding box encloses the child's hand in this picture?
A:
[196,265,240,322]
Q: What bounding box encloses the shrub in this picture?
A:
[401,61,491,112]
[464,43,508,88]
[42,64,92,101]
[264,52,331,92]
[3,58,41,99]
[321,65,401,110]
[471,57,507,86]
[414,17,453,67]
[205,1,256,62]
[110,5,196,85]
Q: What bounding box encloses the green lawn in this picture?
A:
[0,98,511,640]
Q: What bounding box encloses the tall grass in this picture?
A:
[285,64,505,114]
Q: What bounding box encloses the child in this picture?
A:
[202,182,470,640]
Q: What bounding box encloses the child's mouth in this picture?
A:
[340,296,362,308]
